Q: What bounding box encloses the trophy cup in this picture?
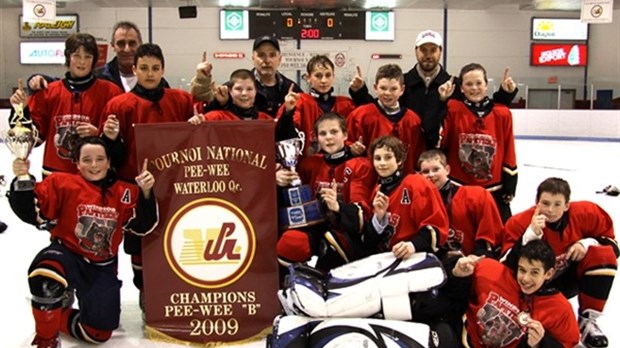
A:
[276,133,305,187]
[2,103,39,191]
[276,133,324,230]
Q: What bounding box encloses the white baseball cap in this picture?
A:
[415,30,443,48]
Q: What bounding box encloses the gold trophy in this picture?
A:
[2,103,38,191]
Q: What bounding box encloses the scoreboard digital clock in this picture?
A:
[250,10,365,40]
[220,9,392,41]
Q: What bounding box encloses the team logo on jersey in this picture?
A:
[164,198,256,289]
[458,133,497,180]
[75,204,119,258]
[54,114,90,159]
[476,291,524,347]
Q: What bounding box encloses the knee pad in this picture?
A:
[277,229,312,263]
[28,273,66,310]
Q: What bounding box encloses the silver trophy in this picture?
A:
[2,103,39,191]
[276,132,305,187]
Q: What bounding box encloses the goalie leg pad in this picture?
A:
[269,315,319,348]
[309,317,430,348]
[281,252,446,319]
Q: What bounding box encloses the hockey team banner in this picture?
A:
[134,121,279,345]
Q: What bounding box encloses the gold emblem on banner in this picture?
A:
[164,198,256,289]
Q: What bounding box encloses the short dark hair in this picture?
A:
[229,69,255,84]
[64,33,98,70]
[72,136,110,163]
[306,55,334,75]
[314,112,346,135]
[459,63,488,85]
[520,239,556,272]
[111,21,142,45]
[536,177,571,202]
[370,135,405,164]
[375,64,404,84]
[134,43,165,68]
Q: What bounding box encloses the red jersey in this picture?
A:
[441,100,517,192]
[370,174,448,251]
[297,151,375,220]
[502,202,616,262]
[346,102,424,174]
[34,172,155,263]
[28,79,123,174]
[103,88,194,181]
[205,109,273,121]
[447,185,503,255]
[466,258,579,348]
[277,93,356,156]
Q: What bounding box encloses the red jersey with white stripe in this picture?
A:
[346,103,424,174]
[277,93,356,156]
[371,174,448,250]
[448,185,503,255]
[466,258,579,348]
[103,88,194,181]
[298,152,375,219]
[502,201,616,257]
[441,100,517,191]
[28,79,123,174]
[35,172,153,263]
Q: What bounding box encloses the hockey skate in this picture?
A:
[579,309,608,348]
[31,334,60,348]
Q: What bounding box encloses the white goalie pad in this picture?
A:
[278,252,446,320]
[269,315,430,348]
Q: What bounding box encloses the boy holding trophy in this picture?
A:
[275,112,375,276]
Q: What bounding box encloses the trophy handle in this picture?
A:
[297,130,305,144]
[294,131,305,156]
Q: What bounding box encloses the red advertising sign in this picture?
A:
[134,121,279,345]
[96,44,108,68]
[213,52,245,59]
[530,43,587,66]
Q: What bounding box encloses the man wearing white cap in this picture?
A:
[350,29,517,150]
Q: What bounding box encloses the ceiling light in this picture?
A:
[534,0,581,11]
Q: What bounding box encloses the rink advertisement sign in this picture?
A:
[135,121,279,345]
[20,41,65,64]
[19,14,79,38]
[530,43,587,66]
[531,18,588,41]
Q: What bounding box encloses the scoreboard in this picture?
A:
[249,10,365,40]
[220,9,368,40]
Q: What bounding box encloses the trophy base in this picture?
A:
[279,185,324,229]
[14,176,35,191]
